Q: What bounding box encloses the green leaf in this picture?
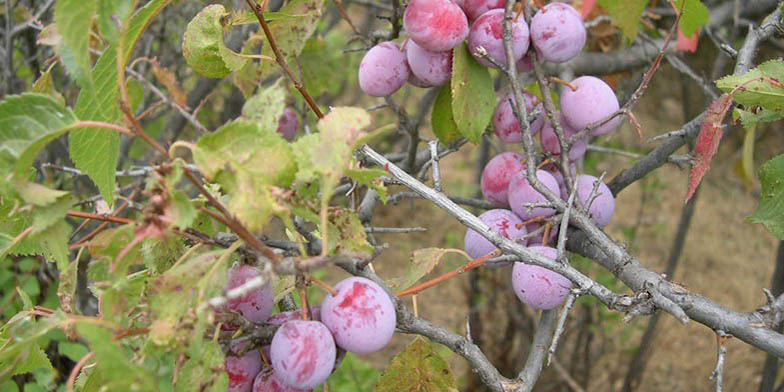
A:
[72,0,172,205]
[75,322,156,390]
[182,5,246,78]
[292,107,371,183]
[148,250,228,345]
[388,248,469,290]
[31,64,64,106]
[375,337,457,392]
[299,33,348,98]
[451,43,494,143]
[675,0,709,37]
[259,0,325,78]
[241,80,287,132]
[194,120,296,186]
[193,120,296,231]
[748,154,784,239]
[716,59,784,112]
[0,93,78,172]
[97,0,137,47]
[345,168,388,203]
[58,342,89,362]
[598,0,649,40]
[9,345,54,377]
[431,83,461,145]
[175,339,227,392]
[330,209,374,256]
[54,0,97,87]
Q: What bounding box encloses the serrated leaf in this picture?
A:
[675,0,708,37]
[241,80,286,132]
[597,0,649,41]
[175,339,227,392]
[194,120,296,186]
[258,0,325,78]
[451,43,494,143]
[293,108,371,183]
[375,337,457,392]
[9,344,54,377]
[0,311,65,379]
[0,93,78,172]
[54,0,96,87]
[182,5,246,78]
[388,248,469,290]
[431,83,461,145]
[748,155,784,239]
[75,322,156,390]
[345,168,388,203]
[72,0,171,205]
[193,120,296,230]
[97,0,136,47]
[686,93,732,202]
[330,209,374,256]
[31,193,75,234]
[716,60,784,112]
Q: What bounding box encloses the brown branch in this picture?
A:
[66,210,134,225]
[397,250,501,297]
[244,0,324,118]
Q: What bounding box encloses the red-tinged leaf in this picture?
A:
[686,93,732,202]
[677,28,699,52]
[581,0,597,19]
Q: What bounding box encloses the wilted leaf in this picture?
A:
[150,59,188,107]
[748,154,784,239]
[451,43,494,143]
[686,93,732,202]
[375,337,457,392]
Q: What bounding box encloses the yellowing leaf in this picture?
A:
[375,337,458,392]
[182,4,247,78]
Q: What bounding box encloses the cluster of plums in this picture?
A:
[220,265,396,391]
[358,0,592,96]
[354,0,621,311]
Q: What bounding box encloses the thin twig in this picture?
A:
[710,331,730,392]
[244,0,324,118]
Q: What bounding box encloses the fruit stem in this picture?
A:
[549,77,578,92]
[310,277,338,297]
